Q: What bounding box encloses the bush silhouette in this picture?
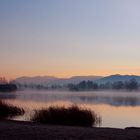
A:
[31,105,101,127]
[0,100,24,119]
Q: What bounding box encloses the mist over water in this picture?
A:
[1,90,140,128]
[6,90,140,106]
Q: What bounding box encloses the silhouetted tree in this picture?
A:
[78,81,87,90]
[87,81,93,89]
[112,81,124,90]
[93,82,98,90]
[68,84,79,91]
[125,78,138,91]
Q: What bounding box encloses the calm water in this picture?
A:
[1,90,140,128]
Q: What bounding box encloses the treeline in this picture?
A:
[16,83,63,90]
[15,78,140,91]
[0,77,17,92]
[0,84,17,92]
[68,78,139,91]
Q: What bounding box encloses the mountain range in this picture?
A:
[96,74,140,84]
[15,74,140,86]
[15,76,102,86]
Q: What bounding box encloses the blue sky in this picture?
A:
[1,0,140,79]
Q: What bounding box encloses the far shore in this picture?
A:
[0,120,140,140]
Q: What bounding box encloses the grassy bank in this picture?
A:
[31,105,101,127]
[0,100,24,119]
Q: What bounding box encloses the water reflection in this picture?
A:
[3,90,139,107]
[77,96,139,106]
[0,92,16,99]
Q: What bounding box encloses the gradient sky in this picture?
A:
[1,0,140,79]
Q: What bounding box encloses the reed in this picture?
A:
[32,105,101,127]
[0,100,24,119]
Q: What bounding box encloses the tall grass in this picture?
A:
[0,100,24,119]
[31,105,101,127]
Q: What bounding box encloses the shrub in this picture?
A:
[31,105,101,127]
[0,100,25,119]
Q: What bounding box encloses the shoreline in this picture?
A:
[0,120,140,140]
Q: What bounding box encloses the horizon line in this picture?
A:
[12,74,140,80]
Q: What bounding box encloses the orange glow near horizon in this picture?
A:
[2,67,140,80]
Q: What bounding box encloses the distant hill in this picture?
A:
[15,74,140,88]
[96,74,140,84]
[15,76,102,86]
[16,76,58,86]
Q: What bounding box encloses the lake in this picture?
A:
[1,90,140,128]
